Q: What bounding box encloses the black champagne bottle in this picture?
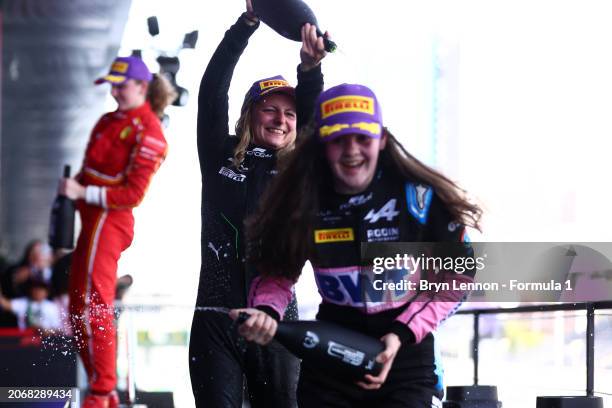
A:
[49,165,75,249]
[238,313,384,378]
[252,0,337,52]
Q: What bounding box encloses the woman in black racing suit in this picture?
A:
[189,1,327,407]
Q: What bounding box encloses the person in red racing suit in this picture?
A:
[58,56,176,408]
[233,83,482,407]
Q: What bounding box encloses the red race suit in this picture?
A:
[69,101,167,394]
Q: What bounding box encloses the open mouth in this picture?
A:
[265,127,286,135]
[340,159,365,170]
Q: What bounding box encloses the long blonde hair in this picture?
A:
[232,97,296,168]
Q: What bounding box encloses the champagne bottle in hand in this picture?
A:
[237,312,383,378]
[49,165,75,249]
[252,0,337,52]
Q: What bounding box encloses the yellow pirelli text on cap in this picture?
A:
[314,228,355,243]
[351,122,381,135]
[319,122,381,139]
[260,79,290,90]
[111,61,129,73]
[321,96,375,119]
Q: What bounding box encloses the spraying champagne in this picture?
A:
[237,312,384,378]
[252,0,337,52]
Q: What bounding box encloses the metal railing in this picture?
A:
[456,300,612,397]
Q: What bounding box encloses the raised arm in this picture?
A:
[197,11,259,168]
[295,23,327,132]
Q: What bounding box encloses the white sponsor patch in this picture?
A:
[366,227,400,242]
[340,192,372,210]
[219,166,246,182]
[246,147,273,158]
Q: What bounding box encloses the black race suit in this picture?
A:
[250,168,474,407]
[189,15,323,408]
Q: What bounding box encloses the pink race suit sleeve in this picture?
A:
[248,275,295,319]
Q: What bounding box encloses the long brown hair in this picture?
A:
[145,74,178,119]
[246,126,482,280]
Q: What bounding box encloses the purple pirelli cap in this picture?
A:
[95,56,153,85]
[247,75,295,103]
[315,83,383,141]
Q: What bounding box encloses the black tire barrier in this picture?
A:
[444,386,502,408]
[536,396,603,408]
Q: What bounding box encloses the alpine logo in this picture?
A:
[364,199,399,223]
[219,166,246,182]
[246,147,273,158]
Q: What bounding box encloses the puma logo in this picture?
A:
[208,242,221,260]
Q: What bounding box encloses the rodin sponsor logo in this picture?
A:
[366,227,400,242]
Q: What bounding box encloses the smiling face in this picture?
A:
[324,133,387,194]
[110,79,147,111]
[250,93,297,150]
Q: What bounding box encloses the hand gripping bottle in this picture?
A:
[252,0,337,52]
[238,312,384,378]
[49,165,75,249]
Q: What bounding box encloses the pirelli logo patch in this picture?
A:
[314,228,355,244]
[260,79,290,90]
[321,96,375,119]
